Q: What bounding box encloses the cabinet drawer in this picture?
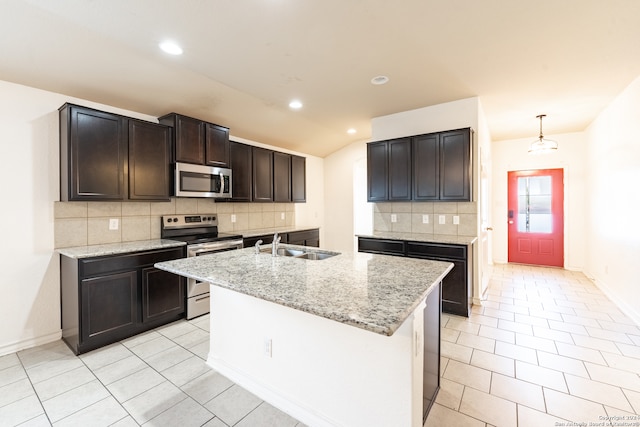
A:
[80,247,185,277]
[406,242,466,260]
[358,237,406,256]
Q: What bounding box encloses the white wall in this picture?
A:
[491,132,588,271]
[323,140,368,252]
[371,97,480,143]
[0,80,159,355]
[0,79,324,355]
[585,76,640,324]
[475,101,493,301]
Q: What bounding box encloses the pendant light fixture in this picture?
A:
[528,114,558,154]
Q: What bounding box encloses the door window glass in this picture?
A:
[517,176,552,233]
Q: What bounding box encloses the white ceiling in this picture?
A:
[2,0,639,157]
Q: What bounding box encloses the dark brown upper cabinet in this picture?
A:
[229,141,306,203]
[128,119,172,200]
[291,155,306,202]
[60,104,127,201]
[60,103,171,202]
[367,138,412,202]
[439,129,471,201]
[205,122,230,167]
[413,134,439,201]
[158,113,229,167]
[252,146,274,202]
[367,141,388,202]
[273,152,292,202]
[388,138,412,201]
[229,141,252,202]
[368,128,471,202]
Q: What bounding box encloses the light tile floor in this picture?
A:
[0,315,304,427]
[427,263,640,427]
[1,264,639,426]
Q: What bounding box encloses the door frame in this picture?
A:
[507,168,565,268]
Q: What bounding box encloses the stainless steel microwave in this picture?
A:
[174,162,232,198]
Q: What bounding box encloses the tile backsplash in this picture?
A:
[373,202,477,237]
[54,199,295,248]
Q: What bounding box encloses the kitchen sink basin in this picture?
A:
[259,245,339,260]
[260,247,306,257]
[297,251,337,260]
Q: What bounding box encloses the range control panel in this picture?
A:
[162,214,218,229]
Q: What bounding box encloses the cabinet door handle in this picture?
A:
[195,296,210,303]
[486,227,493,231]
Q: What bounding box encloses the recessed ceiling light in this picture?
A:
[159,41,183,55]
[370,75,389,85]
[347,128,357,134]
[289,100,303,109]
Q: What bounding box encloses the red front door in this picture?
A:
[507,169,564,267]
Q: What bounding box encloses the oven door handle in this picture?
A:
[187,240,244,257]
[190,248,219,256]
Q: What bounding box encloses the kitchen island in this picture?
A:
[155,244,452,427]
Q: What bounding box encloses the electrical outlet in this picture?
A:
[453,215,460,225]
[231,214,236,223]
[438,215,445,225]
[391,214,397,223]
[263,338,272,358]
[109,218,119,230]
[422,214,429,224]
[280,212,285,220]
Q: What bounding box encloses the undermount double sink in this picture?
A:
[259,246,339,260]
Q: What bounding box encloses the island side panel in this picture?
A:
[207,285,426,427]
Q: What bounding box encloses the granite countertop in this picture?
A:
[237,226,320,238]
[357,231,477,245]
[155,244,452,336]
[57,239,186,259]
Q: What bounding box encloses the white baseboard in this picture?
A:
[207,356,342,427]
[0,331,62,357]
[590,274,640,327]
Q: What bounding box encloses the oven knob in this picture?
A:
[167,218,173,223]
[173,217,178,222]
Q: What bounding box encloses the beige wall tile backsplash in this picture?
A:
[373,202,477,237]
[54,200,296,248]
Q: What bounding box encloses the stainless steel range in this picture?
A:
[161,214,243,319]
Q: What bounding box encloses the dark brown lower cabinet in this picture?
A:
[141,267,185,323]
[80,271,137,346]
[406,242,470,317]
[285,229,319,247]
[357,237,471,317]
[423,282,441,421]
[61,247,186,355]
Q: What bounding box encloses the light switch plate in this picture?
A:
[280,212,285,220]
[453,215,460,225]
[231,214,237,223]
[109,218,119,230]
[422,214,429,224]
[391,214,397,223]
[438,215,445,225]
